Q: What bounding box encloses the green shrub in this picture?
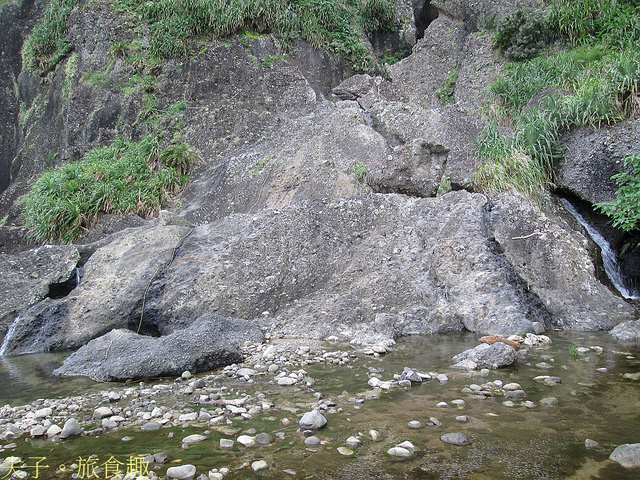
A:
[21,136,191,243]
[360,0,396,33]
[494,9,548,61]
[159,142,203,175]
[549,0,640,48]
[140,0,384,73]
[435,61,459,106]
[22,0,78,76]
[596,155,640,232]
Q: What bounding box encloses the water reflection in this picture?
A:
[0,352,100,405]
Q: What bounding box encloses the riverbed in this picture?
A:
[1,331,639,479]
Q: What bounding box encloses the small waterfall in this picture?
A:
[561,198,640,300]
[0,316,21,356]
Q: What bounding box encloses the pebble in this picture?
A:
[345,436,361,446]
[610,443,640,468]
[46,425,61,437]
[440,433,471,446]
[437,374,449,383]
[220,439,234,449]
[585,439,599,449]
[540,397,558,406]
[237,435,255,447]
[455,416,468,422]
[429,417,442,427]
[60,418,82,439]
[167,464,196,480]
[141,422,161,432]
[451,399,466,407]
[304,436,321,446]
[299,410,327,431]
[93,407,113,419]
[277,377,297,386]
[387,447,412,458]
[437,402,448,408]
[504,390,527,400]
[369,430,381,441]
[337,446,354,456]
[183,434,208,445]
[251,460,268,472]
[408,421,422,429]
[397,441,416,451]
[255,433,273,445]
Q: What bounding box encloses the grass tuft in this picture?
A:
[21,136,194,244]
[21,0,78,77]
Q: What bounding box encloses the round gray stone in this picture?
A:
[610,443,640,468]
[299,410,327,431]
[440,433,471,446]
[166,464,197,480]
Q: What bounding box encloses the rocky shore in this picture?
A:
[2,332,640,479]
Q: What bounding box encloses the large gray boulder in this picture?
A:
[6,191,635,353]
[610,319,640,343]
[53,313,263,381]
[0,245,79,350]
[610,443,640,468]
[490,192,636,331]
[178,100,379,226]
[0,224,192,355]
[451,342,517,369]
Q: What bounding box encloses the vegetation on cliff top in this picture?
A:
[476,0,640,218]
[21,0,398,77]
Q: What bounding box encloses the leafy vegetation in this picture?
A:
[354,162,367,183]
[476,0,640,205]
[130,0,394,73]
[21,0,77,76]
[494,9,548,61]
[21,136,199,243]
[596,155,640,232]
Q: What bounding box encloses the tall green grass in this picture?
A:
[21,136,198,243]
[140,0,395,72]
[476,1,640,203]
[21,0,78,76]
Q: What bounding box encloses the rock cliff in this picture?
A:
[0,0,637,370]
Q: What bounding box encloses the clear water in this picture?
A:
[2,331,640,480]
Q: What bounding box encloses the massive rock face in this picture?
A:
[555,120,640,205]
[3,190,634,355]
[0,245,79,350]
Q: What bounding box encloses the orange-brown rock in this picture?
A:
[479,335,520,351]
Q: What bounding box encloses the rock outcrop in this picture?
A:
[0,0,637,374]
[0,244,79,350]
[3,190,634,355]
[53,313,264,381]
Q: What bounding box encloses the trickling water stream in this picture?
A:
[560,198,640,300]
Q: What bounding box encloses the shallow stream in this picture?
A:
[1,331,640,479]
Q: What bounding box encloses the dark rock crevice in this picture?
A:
[481,201,556,331]
[413,0,440,39]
